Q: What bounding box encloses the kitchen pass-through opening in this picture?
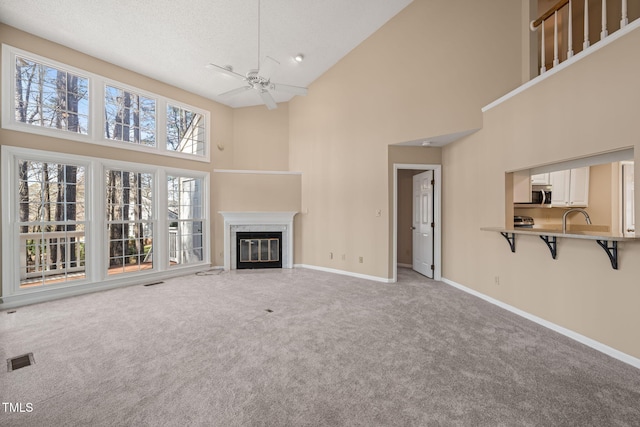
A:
[236,232,282,269]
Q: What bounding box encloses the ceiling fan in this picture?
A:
[206,0,308,110]
[207,58,307,110]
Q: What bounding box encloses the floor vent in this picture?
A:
[144,281,164,287]
[7,353,34,372]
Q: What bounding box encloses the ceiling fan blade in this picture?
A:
[206,63,246,81]
[218,86,252,98]
[258,90,278,110]
[258,56,279,80]
[270,83,308,96]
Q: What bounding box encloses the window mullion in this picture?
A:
[156,99,167,156]
[156,168,168,271]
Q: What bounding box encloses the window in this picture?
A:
[166,104,205,156]
[14,56,89,134]
[106,169,154,275]
[168,175,204,265]
[3,45,209,162]
[105,85,156,146]
[2,146,209,306]
[17,159,87,287]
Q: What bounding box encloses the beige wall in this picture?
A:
[232,104,290,171]
[442,24,640,358]
[289,0,523,278]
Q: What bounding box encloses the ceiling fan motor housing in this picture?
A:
[246,70,269,90]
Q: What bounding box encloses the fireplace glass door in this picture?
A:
[236,232,282,269]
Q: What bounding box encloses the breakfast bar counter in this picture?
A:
[481,227,638,270]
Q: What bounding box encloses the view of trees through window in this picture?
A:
[166,105,205,156]
[18,160,86,287]
[15,56,89,134]
[168,176,203,265]
[106,169,154,275]
[105,85,156,146]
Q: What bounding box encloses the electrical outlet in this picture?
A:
[375,209,381,217]
[359,256,363,263]
[494,276,500,285]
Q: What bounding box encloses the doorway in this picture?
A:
[393,164,441,282]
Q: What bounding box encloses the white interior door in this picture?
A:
[413,171,434,278]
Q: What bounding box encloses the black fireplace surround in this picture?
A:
[236,232,283,269]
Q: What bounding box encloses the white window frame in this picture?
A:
[103,81,158,149]
[2,44,210,163]
[1,146,210,308]
[166,172,207,267]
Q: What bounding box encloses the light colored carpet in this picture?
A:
[1,267,639,426]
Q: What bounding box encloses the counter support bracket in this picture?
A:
[500,232,516,253]
[540,235,557,259]
[595,240,618,270]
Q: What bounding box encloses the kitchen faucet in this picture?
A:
[562,208,591,233]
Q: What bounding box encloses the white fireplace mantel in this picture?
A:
[219,211,297,270]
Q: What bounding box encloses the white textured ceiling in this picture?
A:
[0,0,413,108]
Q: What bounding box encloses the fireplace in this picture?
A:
[219,211,297,270]
[236,232,282,269]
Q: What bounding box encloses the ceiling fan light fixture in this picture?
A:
[294,53,304,63]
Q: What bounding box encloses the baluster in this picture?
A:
[36,238,42,274]
[621,0,628,28]
[601,0,608,40]
[584,0,590,49]
[553,11,560,66]
[568,0,574,58]
[541,20,547,73]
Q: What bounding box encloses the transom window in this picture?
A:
[14,56,89,134]
[167,104,205,156]
[105,85,156,146]
[3,45,209,162]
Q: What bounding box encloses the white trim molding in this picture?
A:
[219,211,297,270]
[214,169,302,175]
[441,277,640,370]
[295,264,394,284]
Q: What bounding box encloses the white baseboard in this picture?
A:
[441,277,640,370]
[294,264,393,283]
[397,263,413,268]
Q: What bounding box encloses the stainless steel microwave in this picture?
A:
[514,185,552,208]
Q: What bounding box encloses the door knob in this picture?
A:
[410,226,416,230]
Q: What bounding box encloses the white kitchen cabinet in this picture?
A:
[549,167,589,207]
[531,173,550,185]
